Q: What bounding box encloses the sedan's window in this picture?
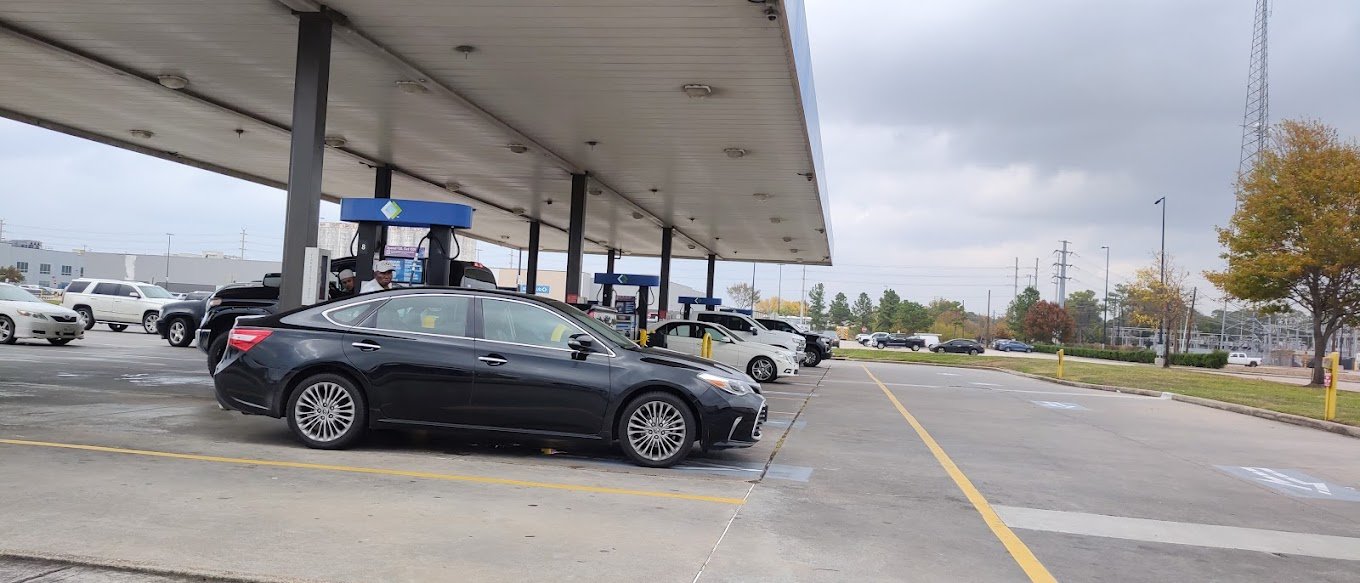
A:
[664,323,693,337]
[700,325,732,343]
[481,299,583,350]
[329,302,377,326]
[373,296,470,337]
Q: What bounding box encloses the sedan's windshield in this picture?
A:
[137,285,175,299]
[546,298,638,349]
[0,285,41,303]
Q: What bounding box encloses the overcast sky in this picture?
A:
[3,0,1359,317]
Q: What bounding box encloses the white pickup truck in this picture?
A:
[1228,352,1262,367]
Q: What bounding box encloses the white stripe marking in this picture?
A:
[996,505,1360,561]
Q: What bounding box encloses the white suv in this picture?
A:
[62,278,179,333]
[695,311,806,358]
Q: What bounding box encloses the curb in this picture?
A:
[0,550,318,583]
[834,357,1360,439]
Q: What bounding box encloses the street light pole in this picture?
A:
[1100,245,1110,346]
[165,233,173,284]
[1154,197,1168,366]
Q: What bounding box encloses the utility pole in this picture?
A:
[1052,240,1071,307]
[1100,245,1110,345]
[1221,298,1229,351]
[777,264,783,316]
[239,229,247,259]
[1156,196,1168,366]
[1033,258,1039,292]
[985,290,992,344]
[1183,287,1198,353]
[0,218,5,242]
[1013,257,1019,299]
[750,263,757,310]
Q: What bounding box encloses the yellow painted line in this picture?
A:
[0,438,745,506]
[861,366,1057,583]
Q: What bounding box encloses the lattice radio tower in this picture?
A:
[1237,0,1270,200]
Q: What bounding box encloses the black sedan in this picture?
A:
[212,288,768,468]
[933,338,986,355]
[996,340,1033,353]
[155,291,213,347]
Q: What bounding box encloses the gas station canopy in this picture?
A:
[0,0,832,265]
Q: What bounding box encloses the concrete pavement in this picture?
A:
[3,330,1360,581]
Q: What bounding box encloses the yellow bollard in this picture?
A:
[1325,351,1339,421]
[638,329,649,347]
[701,333,713,359]
[1057,349,1065,379]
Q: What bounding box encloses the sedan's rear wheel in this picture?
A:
[287,373,367,449]
[0,316,16,345]
[968,349,978,356]
[748,356,777,383]
[618,392,695,468]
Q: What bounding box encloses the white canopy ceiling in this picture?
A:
[0,0,832,264]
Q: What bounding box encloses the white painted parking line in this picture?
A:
[1031,401,1087,411]
[995,505,1360,561]
[971,382,1002,387]
[761,391,818,397]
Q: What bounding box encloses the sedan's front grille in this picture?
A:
[50,315,77,323]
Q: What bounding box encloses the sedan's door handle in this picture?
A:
[351,340,381,352]
[478,355,508,366]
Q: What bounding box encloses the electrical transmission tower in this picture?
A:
[1237,0,1270,202]
[1052,240,1072,307]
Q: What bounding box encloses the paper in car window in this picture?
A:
[551,324,568,342]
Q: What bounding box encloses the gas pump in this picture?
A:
[340,199,473,286]
[678,296,722,319]
[593,273,661,342]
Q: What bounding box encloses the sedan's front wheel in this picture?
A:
[934,347,944,353]
[287,373,367,450]
[0,316,16,345]
[968,349,978,356]
[748,356,778,383]
[618,392,695,468]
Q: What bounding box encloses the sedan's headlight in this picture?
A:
[698,372,753,396]
[15,310,48,320]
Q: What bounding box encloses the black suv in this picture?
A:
[755,317,831,367]
[155,291,214,347]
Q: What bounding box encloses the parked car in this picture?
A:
[933,338,986,355]
[874,333,926,350]
[0,283,85,345]
[996,340,1033,353]
[855,333,874,345]
[1227,352,1262,367]
[756,317,832,367]
[815,331,842,349]
[212,288,768,468]
[155,291,216,347]
[61,278,179,333]
[695,311,805,358]
[912,333,942,348]
[651,320,799,382]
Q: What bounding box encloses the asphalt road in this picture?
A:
[3,330,1360,582]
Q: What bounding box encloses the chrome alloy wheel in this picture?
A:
[294,381,356,443]
[751,358,775,381]
[626,401,687,462]
[168,320,187,345]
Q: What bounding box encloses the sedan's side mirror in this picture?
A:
[568,334,596,354]
[749,328,758,335]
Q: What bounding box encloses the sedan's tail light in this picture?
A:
[228,328,273,352]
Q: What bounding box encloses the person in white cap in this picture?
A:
[332,269,357,299]
[360,260,401,293]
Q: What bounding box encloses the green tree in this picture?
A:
[1023,300,1075,343]
[726,282,761,310]
[1006,287,1040,335]
[1126,253,1192,366]
[0,266,22,284]
[927,298,965,320]
[829,292,852,326]
[933,310,966,339]
[851,292,876,332]
[876,289,902,331]
[807,283,828,330]
[894,300,931,333]
[1065,289,1101,343]
[1208,119,1360,385]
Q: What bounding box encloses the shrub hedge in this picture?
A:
[1032,344,1228,368]
[1032,344,1156,363]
